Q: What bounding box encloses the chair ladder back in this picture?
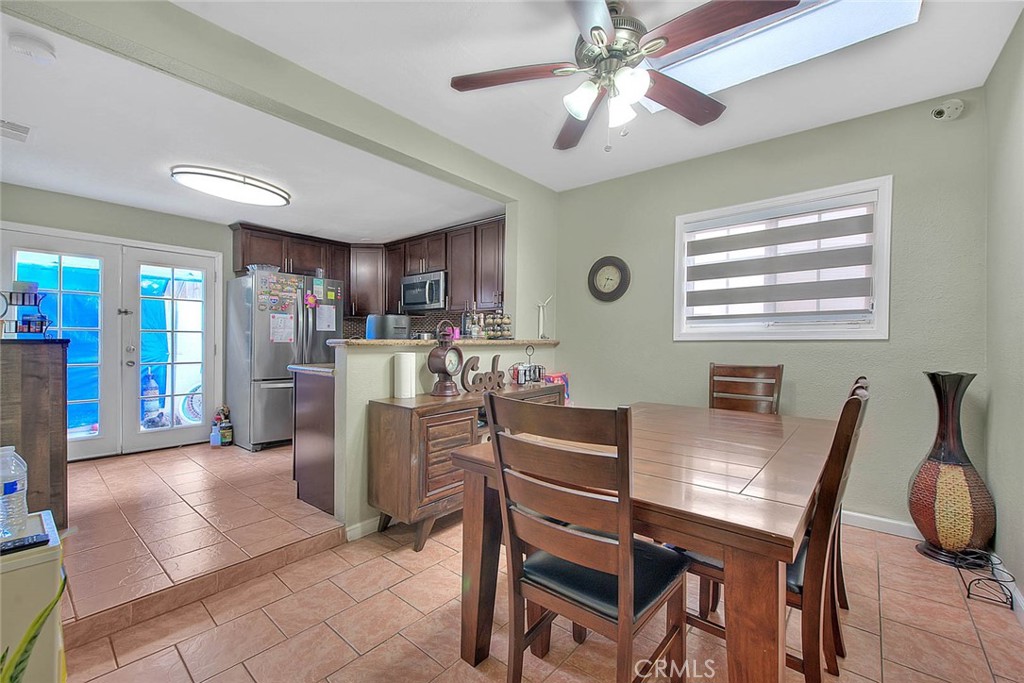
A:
[487,396,619,445]
[494,432,619,491]
[806,387,869,592]
[484,392,637,627]
[709,363,784,414]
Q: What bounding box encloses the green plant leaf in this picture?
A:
[0,646,8,670]
[0,576,66,683]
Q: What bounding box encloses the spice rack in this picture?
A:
[1,291,53,336]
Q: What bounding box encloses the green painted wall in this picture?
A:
[1,183,232,262]
[985,14,1024,582]
[555,91,991,528]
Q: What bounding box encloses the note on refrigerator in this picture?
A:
[270,313,295,343]
[316,305,337,332]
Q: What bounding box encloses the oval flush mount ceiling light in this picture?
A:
[170,166,290,206]
[7,34,57,66]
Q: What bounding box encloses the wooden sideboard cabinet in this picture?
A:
[368,382,564,550]
[0,340,69,529]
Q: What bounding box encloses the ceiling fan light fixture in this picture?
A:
[170,165,290,206]
[563,80,600,120]
[607,96,637,128]
[613,66,651,105]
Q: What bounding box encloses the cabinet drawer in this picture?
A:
[418,409,476,504]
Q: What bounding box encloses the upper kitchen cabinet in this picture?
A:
[350,246,385,317]
[232,223,285,275]
[404,233,446,275]
[385,243,405,314]
[286,237,327,276]
[329,244,350,286]
[475,218,505,310]
[446,226,476,312]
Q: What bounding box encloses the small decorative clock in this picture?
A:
[428,321,464,397]
[587,256,631,302]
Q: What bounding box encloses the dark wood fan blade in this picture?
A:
[451,63,578,92]
[646,71,725,126]
[640,0,799,55]
[567,0,614,46]
[554,88,607,150]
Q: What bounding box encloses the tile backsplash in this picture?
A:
[342,310,470,339]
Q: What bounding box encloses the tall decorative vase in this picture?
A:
[908,371,996,564]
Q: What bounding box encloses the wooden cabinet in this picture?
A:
[368,382,564,550]
[328,244,350,286]
[0,340,68,529]
[476,218,505,310]
[292,368,336,514]
[447,226,476,312]
[286,237,327,276]
[404,233,446,275]
[385,243,405,314]
[233,226,286,275]
[350,246,385,316]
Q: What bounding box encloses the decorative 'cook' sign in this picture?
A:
[461,355,505,393]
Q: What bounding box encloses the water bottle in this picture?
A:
[1,446,28,538]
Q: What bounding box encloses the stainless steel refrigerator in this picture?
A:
[227,272,344,451]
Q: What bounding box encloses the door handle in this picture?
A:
[259,382,294,389]
[125,360,136,367]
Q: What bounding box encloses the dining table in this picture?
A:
[450,401,839,683]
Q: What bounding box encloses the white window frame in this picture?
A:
[673,176,892,341]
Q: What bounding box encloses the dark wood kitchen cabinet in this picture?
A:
[446,226,476,312]
[350,246,385,316]
[404,233,446,275]
[385,243,405,314]
[286,237,327,276]
[328,244,350,286]
[475,218,505,310]
[368,381,564,551]
[0,340,68,529]
[233,226,286,274]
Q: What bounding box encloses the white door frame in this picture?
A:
[0,221,224,458]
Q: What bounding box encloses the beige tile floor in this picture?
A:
[65,519,1024,683]
[62,444,341,623]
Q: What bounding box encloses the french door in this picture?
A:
[120,247,216,453]
[1,227,219,459]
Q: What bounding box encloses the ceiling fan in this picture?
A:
[450,0,800,150]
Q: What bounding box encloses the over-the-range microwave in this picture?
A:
[401,271,446,311]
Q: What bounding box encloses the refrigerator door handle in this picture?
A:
[258,382,295,389]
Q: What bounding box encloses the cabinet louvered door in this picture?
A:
[417,409,476,505]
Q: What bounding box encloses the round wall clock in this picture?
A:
[587,256,631,302]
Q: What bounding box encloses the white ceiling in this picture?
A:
[0,15,504,243]
[175,0,1022,191]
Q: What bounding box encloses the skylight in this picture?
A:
[641,0,922,112]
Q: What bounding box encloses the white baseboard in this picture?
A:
[841,510,924,540]
[344,517,380,542]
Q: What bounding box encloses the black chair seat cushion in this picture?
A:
[522,537,689,623]
[679,534,810,595]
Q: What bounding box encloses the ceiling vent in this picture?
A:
[1,120,31,143]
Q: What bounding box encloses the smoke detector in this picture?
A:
[1,120,31,143]
[931,99,964,121]
[7,33,57,66]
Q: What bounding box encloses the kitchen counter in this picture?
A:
[288,363,336,377]
[328,338,558,348]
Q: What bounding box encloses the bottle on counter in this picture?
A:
[0,446,28,538]
[461,301,475,337]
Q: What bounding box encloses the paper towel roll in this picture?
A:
[393,353,417,399]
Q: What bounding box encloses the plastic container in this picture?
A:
[219,421,233,447]
[209,425,222,448]
[1,446,28,538]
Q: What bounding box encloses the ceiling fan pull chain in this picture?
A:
[604,122,612,152]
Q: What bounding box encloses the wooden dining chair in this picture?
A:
[483,393,690,683]
[832,376,868,615]
[708,363,784,414]
[681,384,869,683]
